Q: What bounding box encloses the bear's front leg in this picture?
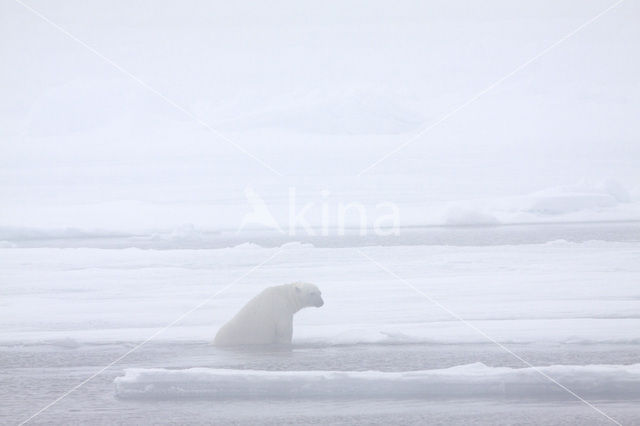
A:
[275,317,293,344]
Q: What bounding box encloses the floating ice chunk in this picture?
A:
[280,241,315,249]
[114,363,640,400]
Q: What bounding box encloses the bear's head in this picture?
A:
[293,282,324,308]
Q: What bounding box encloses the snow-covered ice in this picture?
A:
[114,363,640,400]
[2,240,640,346]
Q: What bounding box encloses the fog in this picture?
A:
[2,0,640,234]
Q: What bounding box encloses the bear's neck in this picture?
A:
[288,286,306,313]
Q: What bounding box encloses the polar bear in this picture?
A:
[213,282,324,346]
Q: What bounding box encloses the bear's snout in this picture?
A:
[315,297,324,307]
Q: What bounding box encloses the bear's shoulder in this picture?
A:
[261,283,292,297]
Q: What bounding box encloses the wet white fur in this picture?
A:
[214,282,323,346]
